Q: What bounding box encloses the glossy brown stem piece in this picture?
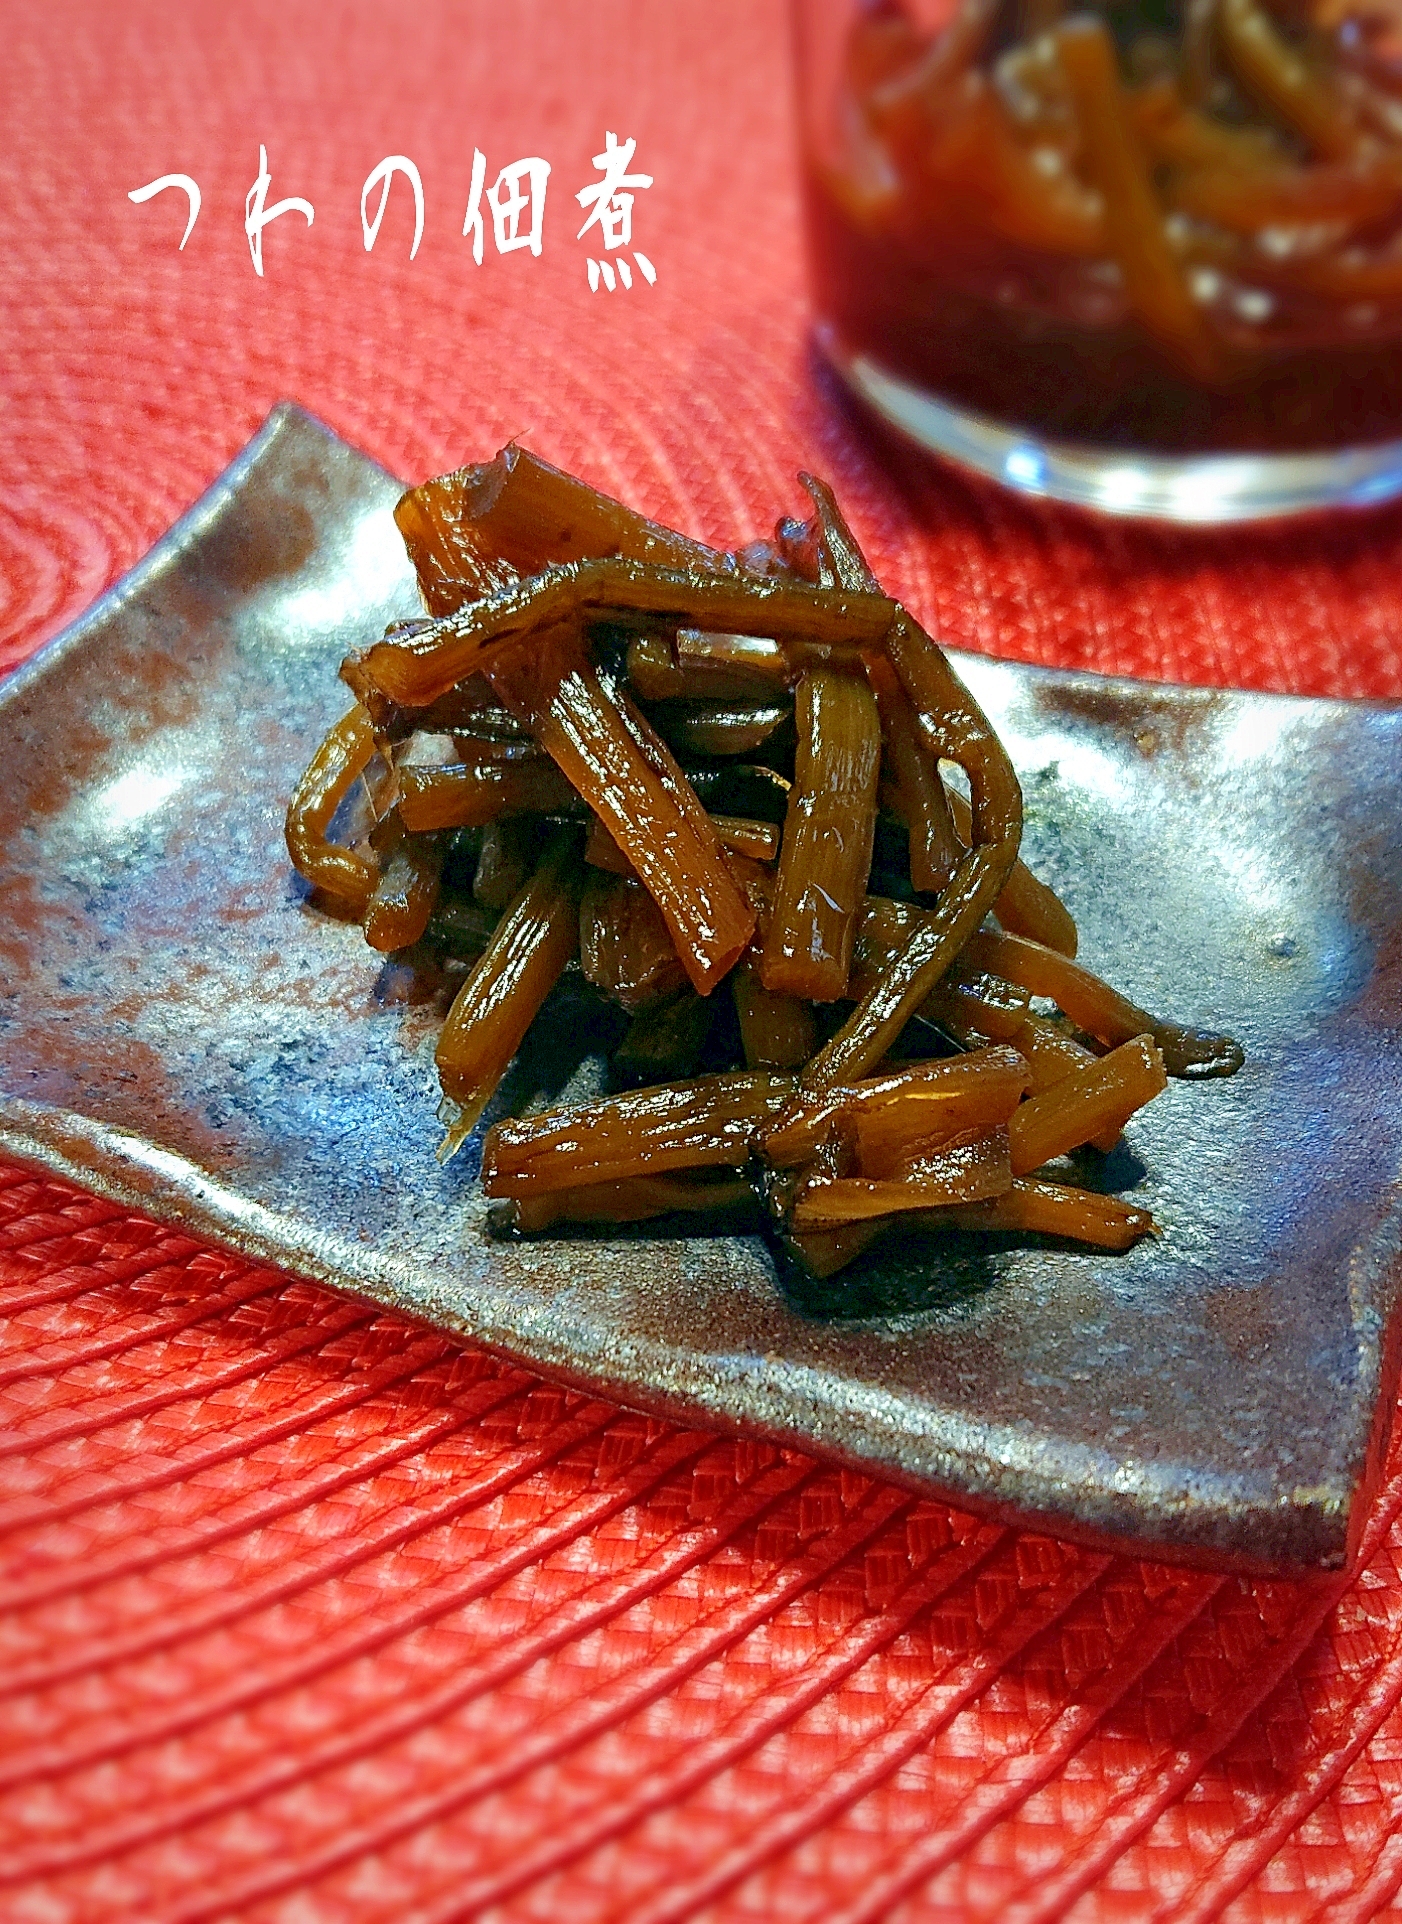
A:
[397,757,579,832]
[424,897,500,962]
[363,817,444,954]
[585,814,778,874]
[507,1170,752,1232]
[759,666,882,1002]
[790,1173,1157,1275]
[284,704,379,915]
[784,477,1024,1084]
[628,631,788,701]
[484,626,754,996]
[790,1124,1012,1229]
[763,1044,1031,1170]
[849,898,1031,1039]
[943,785,1077,957]
[870,657,962,894]
[936,1178,1158,1248]
[649,698,792,760]
[1012,1011,1120,1150]
[579,870,689,1013]
[785,1219,886,1278]
[732,964,817,1070]
[613,990,714,1087]
[350,560,897,709]
[1008,1034,1167,1175]
[435,830,583,1153]
[473,818,537,913]
[481,1070,797,1196]
[856,1066,1028,1178]
[803,610,1022,1088]
[929,969,1032,1043]
[393,485,519,617]
[358,673,533,745]
[400,443,734,583]
[963,927,1245,1078]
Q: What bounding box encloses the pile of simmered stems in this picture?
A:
[834,0,1402,377]
[286,446,1241,1278]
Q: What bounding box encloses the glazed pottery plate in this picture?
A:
[4,403,1400,1575]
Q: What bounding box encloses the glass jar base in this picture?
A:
[819,325,1402,525]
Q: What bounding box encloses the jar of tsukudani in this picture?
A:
[794,0,1402,517]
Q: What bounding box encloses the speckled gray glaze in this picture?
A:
[4,403,1401,1575]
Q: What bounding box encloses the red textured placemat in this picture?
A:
[6,4,1402,1920]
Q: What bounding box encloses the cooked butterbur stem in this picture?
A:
[677,629,792,687]
[962,927,1245,1077]
[763,1044,1031,1169]
[392,719,535,768]
[473,817,537,912]
[424,896,499,963]
[711,815,780,864]
[790,479,1023,1086]
[585,813,779,873]
[852,1064,1029,1177]
[484,624,754,995]
[1180,0,1221,105]
[848,897,1031,1040]
[357,673,534,745]
[611,673,757,852]
[650,699,792,759]
[583,817,635,874]
[678,627,868,680]
[398,757,579,832]
[943,785,1077,957]
[284,705,379,915]
[401,443,735,582]
[1008,1034,1166,1175]
[1217,0,1357,160]
[788,1174,1157,1276]
[624,630,688,701]
[1132,74,1280,169]
[507,1170,753,1233]
[802,679,1020,1081]
[481,1070,797,1196]
[613,990,713,1087]
[394,480,518,616]
[1056,16,1221,383]
[1013,1010,1099,1091]
[363,817,445,954]
[626,628,869,702]
[350,559,898,709]
[579,870,689,1012]
[1163,152,1402,234]
[627,630,787,701]
[935,1178,1157,1249]
[1012,1011,1120,1150]
[790,1124,1012,1230]
[868,0,1001,120]
[869,656,962,894]
[435,829,583,1154]
[793,470,877,592]
[786,1220,886,1278]
[732,964,817,1070]
[926,968,1032,1043]
[758,666,882,1001]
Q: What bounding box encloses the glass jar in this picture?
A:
[794,0,1402,519]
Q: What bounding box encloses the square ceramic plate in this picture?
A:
[4,404,1401,1576]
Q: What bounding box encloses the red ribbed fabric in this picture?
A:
[7,5,1402,1919]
